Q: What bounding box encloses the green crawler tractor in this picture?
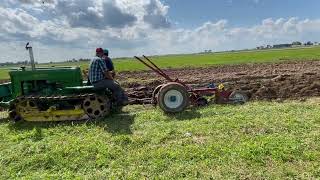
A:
[0,43,115,122]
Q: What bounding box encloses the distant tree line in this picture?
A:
[256,41,319,50]
[64,58,91,63]
[200,40,319,54]
[0,60,38,67]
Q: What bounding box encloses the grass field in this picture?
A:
[1,46,320,80]
[0,100,320,179]
[0,47,320,178]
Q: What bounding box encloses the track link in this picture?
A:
[9,93,98,122]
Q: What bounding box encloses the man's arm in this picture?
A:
[110,70,116,78]
[109,58,114,71]
[108,57,116,78]
[104,71,114,80]
[99,59,114,80]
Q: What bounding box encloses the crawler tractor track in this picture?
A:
[9,93,111,122]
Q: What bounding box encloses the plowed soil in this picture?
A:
[1,60,320,104]
[119,60,320,103]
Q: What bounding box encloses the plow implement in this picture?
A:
[134,55,248,113]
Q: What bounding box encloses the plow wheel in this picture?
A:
[228,91,248,104]
[158,83,189,113]
[83,94,111,119]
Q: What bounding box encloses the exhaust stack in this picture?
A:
[25,42,35,71]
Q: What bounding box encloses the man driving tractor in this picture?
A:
[102,49,115,78]
[88,48,128,106]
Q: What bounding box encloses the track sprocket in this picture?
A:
[83,94,111,119]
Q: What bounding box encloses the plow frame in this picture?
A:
[134,55,233,106]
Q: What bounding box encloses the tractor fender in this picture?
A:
[152,85,163,104]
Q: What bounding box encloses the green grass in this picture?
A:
[1,46,320,80]
[0,69,8,80]
[0,100,319,179]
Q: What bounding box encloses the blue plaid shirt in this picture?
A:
[88,57,107,83]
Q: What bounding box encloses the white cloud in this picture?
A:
[54,0,137,29]
[1,1,320,63]
[143,0,171,28]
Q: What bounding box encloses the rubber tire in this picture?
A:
[157,82,189,113]
[229,91,248,104]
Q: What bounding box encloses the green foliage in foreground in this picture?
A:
[1,46,320,80]
[0,100,319,179]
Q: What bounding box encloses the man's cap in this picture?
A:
[96,48,103,53]
[103,49,109,55]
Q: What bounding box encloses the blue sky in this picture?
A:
[1,0,320,62]
[164,0,320,28]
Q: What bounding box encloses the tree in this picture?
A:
[292,41,302,45]
[305,41,313,46]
